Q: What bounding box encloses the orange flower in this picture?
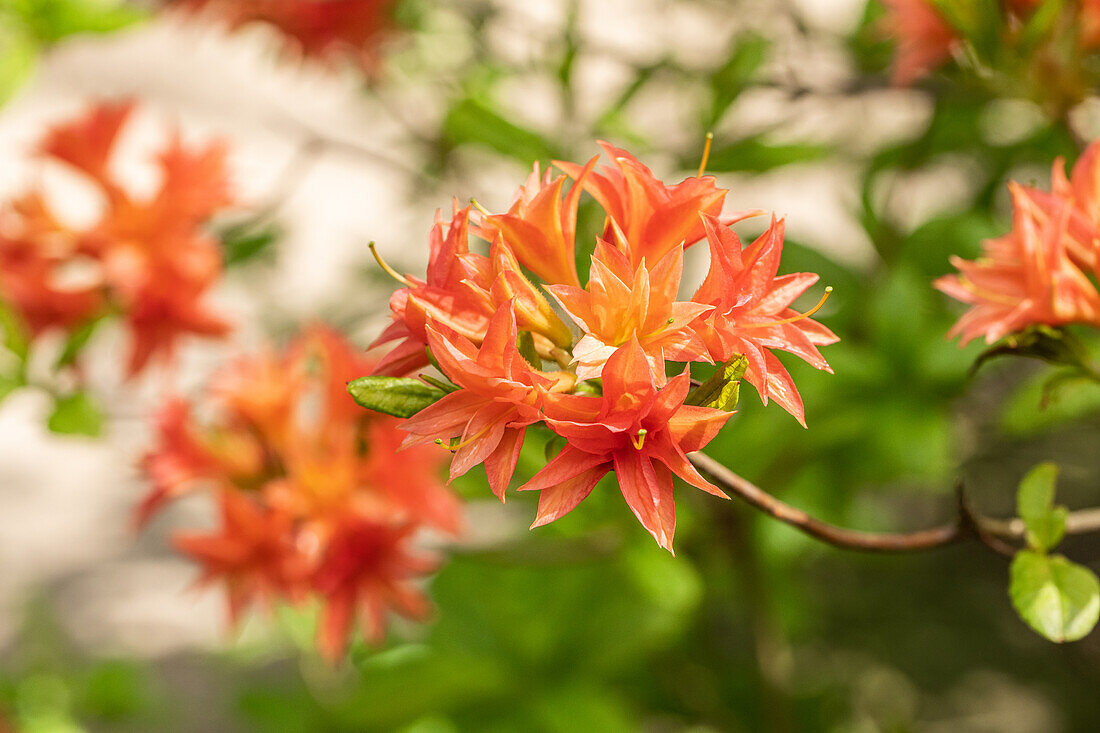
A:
[936,185,1100,344]
[0,102,233,377]
[142,326,462,657]
[401,304,569,500]
[881,0,957,85]
[555,141,727,270]
[178,0,398,71]
[691,215,837,426]
[458,235,574,352]
[174,490,310,624]
[476,158,597,288]
[0,194,105,335]
[370,205,494,376]
[546,234,710,383]
[520,339,731,553]
[363,143,835,550]
[313,518,436,661]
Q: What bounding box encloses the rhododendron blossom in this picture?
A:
[936,184,1100,344]
[882,0,1100,87]
[140,327,461,659]
[360,142,836,551]
[177,0,397,71]
[0,102,232,376]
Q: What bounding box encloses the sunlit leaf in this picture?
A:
[1010,550,1100,643]
[48,390,103,436]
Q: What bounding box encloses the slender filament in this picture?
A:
[368,242,412,287]
[744,287,833,329]
[697,132,714,178]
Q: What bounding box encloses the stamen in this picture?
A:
[630,429,648,450]
[549,346,574,370]
[439,423,495,453]
[958,279,1019,307]
[697,132,714,178]
[744,287,833,329]
[368,242,412,287]
[469,198,492,217]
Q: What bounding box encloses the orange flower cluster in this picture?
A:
[177,0,397,70]
[883,0,1100,85]
[0,102,231,376]
[936,141,1100,344]
[140,327,461,659]
[369,142,836,552]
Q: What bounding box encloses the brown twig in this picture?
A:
[689,452,1100,554]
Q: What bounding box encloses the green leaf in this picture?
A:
[0,21,38,105]
[443,97,559,164]
[347,376,444,418]
[15,0,145,43]
[0,372,20,404]
[218,219,281,266]
[1009,551,1100,643]
[701,136,831,173]
[1016,462,1066,552]
[0,299,30,362]
[1017,462,1058,521]
[707,34,770,127]
[55,315,103,369]
[685,355,747,411]
[48,391,103,436]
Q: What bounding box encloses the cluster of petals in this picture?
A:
[368,142,836,551]
[0,102,231,376]
[883,0,1100,85]
[936,141,1100,344]
[175,0,397,71]
[140,326,462,660]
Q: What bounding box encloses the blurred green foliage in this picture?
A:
[0,0,144,103]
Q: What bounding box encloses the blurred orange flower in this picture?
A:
[0,101,232,377]
[936,185,1100,345]
[178,0,398,71]
[141,326,461,659]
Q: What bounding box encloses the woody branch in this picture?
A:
[689,452,1100,554]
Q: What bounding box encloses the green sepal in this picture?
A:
[685,355,747,411]
[419,374,459,394]
[970,325,1096,377]
[347,376,445,418]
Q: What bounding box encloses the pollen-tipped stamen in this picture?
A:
[697,132,714,178]
[470,198,492,217]
[368,242,412,287]
[744,287,832,329]
[630,429,648,450]
[437,423,496,453]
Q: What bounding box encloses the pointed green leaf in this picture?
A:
[55,315,104,369]
[347,376,444,419]
[48,391,103,436]
[1017,462,1058,521]
[1010,551,1100,643]
[685,355,747,411]
[0,299,30,362]
[1017,462,1067,552]
[443,97,559,164]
